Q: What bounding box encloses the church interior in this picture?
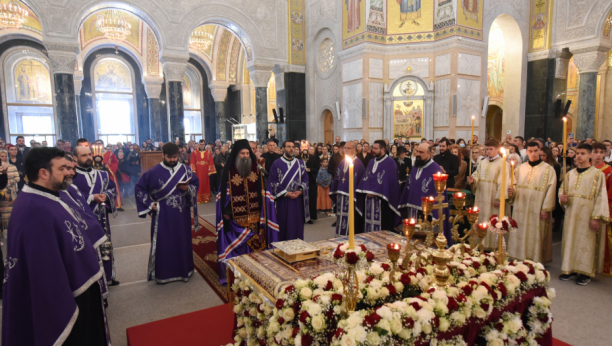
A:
[1,1,612,345]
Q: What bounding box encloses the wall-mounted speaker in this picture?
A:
[452,94,457,116]
[272,108,279,123]
[335,101,341,121]
[481,96,490,118]
[362,98,367,118]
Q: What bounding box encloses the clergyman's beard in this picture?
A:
[414,156,429,167]
[79,159,93,169]
[285,150,295,159]
[235,157,252,177]
[163,159,178,168]
[51,176,71,191]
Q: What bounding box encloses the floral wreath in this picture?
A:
[488,214,518,234]
[331,242,374,270]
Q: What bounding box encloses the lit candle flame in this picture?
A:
[346,156,353,165]
[500,147,506,156]
[563,117,567,122]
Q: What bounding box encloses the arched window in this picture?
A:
[1,49,55,144]
[92,57,137,144]
[182,65,203,143]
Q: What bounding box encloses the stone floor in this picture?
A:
[2,197,612,345]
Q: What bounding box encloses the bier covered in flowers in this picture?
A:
[488,215,518,234]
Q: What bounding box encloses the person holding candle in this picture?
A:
[559,143,610,286]
[590,142,612,277]
[398,143,452,244]
[94,139,123,211]
[467,139,510,250]
[433,139,460,188]
[356,140,401,233]
[330,141,366,236]
[507,142,557,264]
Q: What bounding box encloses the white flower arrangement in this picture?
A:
[525,296,554,339]
[488,215,518,234]
[331,242,374,271]
[480,311,539,346]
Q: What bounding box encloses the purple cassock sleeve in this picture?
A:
[134,169,156,218]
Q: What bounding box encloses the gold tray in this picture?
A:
[273,248,320,264]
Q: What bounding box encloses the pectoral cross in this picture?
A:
[342,176,346,184]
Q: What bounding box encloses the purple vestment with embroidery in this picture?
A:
[2,185,110,346]
[135,162,199,283]
[330,157,366,236]
[398,159,452,245]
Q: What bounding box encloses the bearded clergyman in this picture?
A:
[507,141,557,264]
[135,143,200,283]
[216,139,278,285]
[267,140,310,240]
[398,143,451,244]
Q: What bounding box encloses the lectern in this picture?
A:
[140,151,163,174]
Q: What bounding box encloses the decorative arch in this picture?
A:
[0,0,44,42]
[185,18,254,62]
[320,108,335,145]
[189,52,213,84]
[598,2,612,40]
[384,75,433,141]
[81,43,144,79]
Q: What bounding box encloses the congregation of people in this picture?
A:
[1,131,611,345]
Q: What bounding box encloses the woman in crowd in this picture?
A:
[390,144,397,158]
[450,144,467,190]
[316,157,332,213]
[457,138,466,148]
[6,145,24,191]
[0,150,19,231]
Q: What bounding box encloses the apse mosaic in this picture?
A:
[93,59,132,93]
[14,59,51,103]
[0,0,42,35]
[80,10,142,53]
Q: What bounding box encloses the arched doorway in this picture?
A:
[323,109,334,145]
[486,105,503,140]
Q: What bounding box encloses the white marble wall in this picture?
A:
[369,82,384,128]
[344,131,363,141]
[456,79,480,126]
[434,130,449,140]
[435,54,451,76]
[343,58,363,82]
[455,130,473,141]
[369,58,383,79]
[457,53,481,76]
[434,79,450,126]
[389,57,429,80]
[343,83,363,128]
[369,130,383,142]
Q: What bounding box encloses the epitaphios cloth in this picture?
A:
[268,156,310,240]
[2,185,109,346]
[190,149,216,203]
[135,162,200,283]
[329,156,366,236]
[559,167,610,277]
[507,162,557,264]
[73,166,118,282]
[398,158,452,244]
[356,155,401,232]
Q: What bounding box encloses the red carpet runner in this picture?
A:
[126,304,234,346]
[192,215,228,303]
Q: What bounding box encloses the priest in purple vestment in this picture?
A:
[356,140,401,232]
[330,141,366,236]
[135,143,200,283]
[268,140,310,240]
[72,146,120,286]
[2,147,109,346]
[216,140,279,285]
[398,143,452,245]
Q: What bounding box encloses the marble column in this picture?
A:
[162,60,187,144]
[210,83,229,141]
[144,79,164,142]
[248,67,273,142]
[573,50,608,140]
[48,48,79,143]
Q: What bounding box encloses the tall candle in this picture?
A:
[499,148,507,219]
[469,115,475,174]
[562,117,567,157]
[510,160,515,190]
[348,157,355,249]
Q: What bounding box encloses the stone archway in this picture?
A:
[486,105,503,140]
[323,109,334,145]
[384,75,433,141]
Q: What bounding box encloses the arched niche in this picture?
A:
[384,75,433,141]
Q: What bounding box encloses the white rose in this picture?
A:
[308,303,322,316]
[489,339,504,346]
[264,304,272,315]
[369,279,382,290]
[366,331,381,345]
[380,287,390,298]
[340,243,348,252]
[377,319,391,332]
[311,315,326,332]
[282,308,295,321]
[535,270,545,283]
[506,318,522,334]
[447,287,459,297]
[300,287,313,300]
[333,279,344,291]
[269,321,281,333]
[366,287,379,300]
[474,307,487,319]
[422,323,432,334]
[238,328,247,338]
[334,305,343,315]
[233,304,243,314]
[295,334,302,346]
[249,308,257,317]
[351,325,368,342]
[376,306,393,320]
[439,317,451,332]
[390,318,403,334]
[450,311,466,324]
[370,263,384,275]
[237,317,244,327]
[394,281,404,294]
[398,328,412,340]
[340,335,357,346]
[434,301,449,315]
[295,279,309,290]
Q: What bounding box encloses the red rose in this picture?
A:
[313,295,320,303]
[285,285,295,294]
[409,302,421,311]
[417,296,428,302]
[495,322,504,331]
[403,317,415,328]
[302,334,313,346]
[416,267,427,275]
[253,320,261,328]
[243,310,250,317]
[333,249,344,259]
[447,297,459,311]
[366,276,375,284]
[509,218,518,228]
[528,266,535,275]
[257,304,264,313]
[483,258,491,266]
[432,316,440,328]
[334,328,344,339]
[326,309,335,319]
[366,251,375,262]
[502,220,509,230]
[278,317,284,324]
[386,284,397,296]
[236,290,242,298]
[400,273,411,285]
[427,288,436,294]
[240,341,246,346]
[275,299,285,310]
[243,289,251,297]
[259,338,266,346]
[457,293,467,303]
[325,280,334,290]
[480,302,490,311]
[489,214,498,221]
[515,271,528,282]
[293,301,301,314]
[381,263,390,271]
[346,252,359,264]
[498,283,508,297]
[292,327,300,338]
[461,285,473,296]
[472,262,481,269]
[332,294,343,303]
[363,312,382,328]
[360,244,367,252]
[299,311,311,323]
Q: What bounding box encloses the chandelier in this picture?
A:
[189,30,214,51]
[0,2,28,29]
[96,10,132,41]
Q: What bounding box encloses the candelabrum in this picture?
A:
[91,144,106,171]
[342,267,359,315]
[448,194,487,256]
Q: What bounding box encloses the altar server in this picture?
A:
[135,143,199,283]
[330,140,365,236]
[267,140,309,240]
[559,143,609,286]
[2,147,110,346]
[73,146,120,286]
[399,143,451,243]
[591,142,612,276]
[190,139,216,203]
[217,139,278,285]
[507,141,557,263]
[357,140,400,232]
[467,139,510,250]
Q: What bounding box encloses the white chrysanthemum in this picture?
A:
[366,287,379,301]
[450,311,466,324]
[264,304,272,315]
[370,263,384,275]
[380,287,390,298]
[439,317,451,332]
[506,275,521,292]
[390,318,403,334]
[313,288,325,297]
[394,281,404,294]
[282,308,295,321]
[388,300,407,310]
[313,275,329,288]
[333,279,343,291]
[333,305,342,315]
[505,318,522,335]
[515,263,529,273]
[398,328,412,340]
[345,312,363,329]
[505,265,518,273]
[350,325,368,343]
[269,321,281,333]
[467,267,477,277]
[535,270,545,283]
[308,303,322,316]
[432,289,449,302]
[300,287,313,300]
[311,315,326,332]
[421,301,434,312]
[367,331,381,344]
[435,301,449,315]
[377,319,391,332]
[484,329,500,341]
[340,244,349,252]
[377,306,393,320]
[419,277,432,291]
[294,334,302,346]
[449,261,461,267]
[369,279,382,290]
[416,307,435,322]
[295,279,309,291]
[319,295,331,305]
[356,271,367,283]
[447,287,459,298]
